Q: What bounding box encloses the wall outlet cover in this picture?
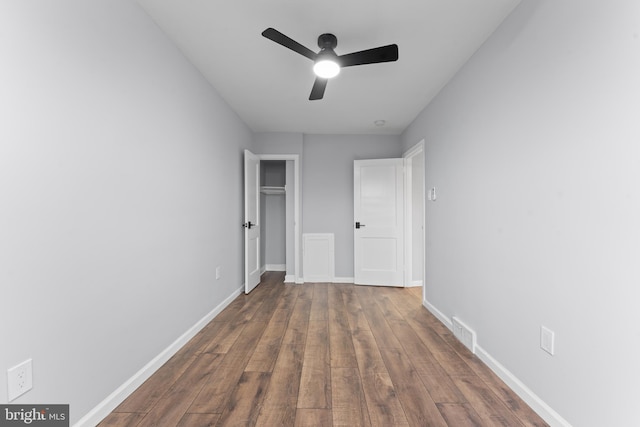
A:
[540,326,555,355]
[7,359,33,401]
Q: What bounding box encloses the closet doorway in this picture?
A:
[258,155,300,283]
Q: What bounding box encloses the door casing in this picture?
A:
[257,154,301,284]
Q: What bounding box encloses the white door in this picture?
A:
[244,150,261,294]
[354,159,404,286]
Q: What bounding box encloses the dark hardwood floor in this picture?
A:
[99,272,548,427]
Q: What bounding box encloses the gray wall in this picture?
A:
[254,132,403,279]
[302,134,402,278]
[0,1,252,423]
[402,1,640,426]
[252,132,304,156]
[263,194,286,266]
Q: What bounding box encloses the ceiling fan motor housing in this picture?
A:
[318,33,338,50]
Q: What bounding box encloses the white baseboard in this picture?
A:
[408,280,423,287]
[284,274,295,283]
[423,298,453,329]
[74,285,244,427]
[297,276,355,284]
[303,275,332,282]
[265,264,286,272]
[475,346,572,427]
[422,298,570,427]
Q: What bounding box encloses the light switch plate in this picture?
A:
[428,187,437,201]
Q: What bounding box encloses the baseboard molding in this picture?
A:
[423,298,453,330]
[332,276,354,284]
[422,299,570,427]
[408,280,423,287]
[298,276,355,284]
[284,274,295,283]
[74,285,244,427]
[303,276,332,282]
[265,264,286,272]
[475,346,572,427]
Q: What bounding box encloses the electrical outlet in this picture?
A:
[215,266,221,280]
[7,359,33,401]
[540,326,555,355]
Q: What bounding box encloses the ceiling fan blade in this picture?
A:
[309,77,328,100]
[262,28,317,61]
[338,44,399,67]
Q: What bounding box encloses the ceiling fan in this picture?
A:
[261,27,399,100]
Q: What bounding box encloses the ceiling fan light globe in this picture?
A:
[313,59,340,79]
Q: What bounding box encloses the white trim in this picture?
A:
[291,277,354,285]
[403,140,425,158]
[284,274,295,283]
[403,140,425,290]
[74,285,244,427]
[403,156,413,287]
[423,299,453,329]
[422,299,571,427]
[409,280,423,287]
[265,264,286,272]
[332,277,355,284]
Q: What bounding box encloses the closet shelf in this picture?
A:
[260,186,286,195]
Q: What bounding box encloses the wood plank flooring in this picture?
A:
[99,272,548,427]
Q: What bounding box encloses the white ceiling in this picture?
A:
[137,0,520,135]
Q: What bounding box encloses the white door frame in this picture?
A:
[403,140,425,293]
[258,154,301,284]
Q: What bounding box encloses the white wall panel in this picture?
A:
[303,233,334,282]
